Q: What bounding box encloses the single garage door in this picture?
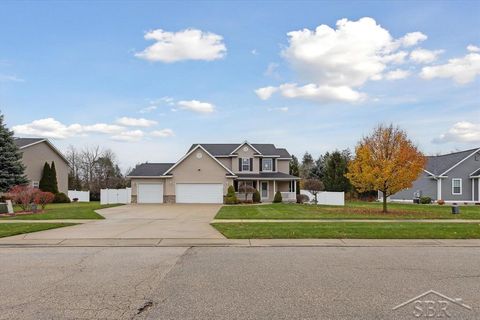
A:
[137,184,163,203]
[176,183,223,204]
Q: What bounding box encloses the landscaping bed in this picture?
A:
[212,222,480,239]
[216,202,480,220]
[0,223,77,238]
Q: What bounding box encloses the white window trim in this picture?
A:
[242,158,250,171]
[452,178,462,195]
[262,158,273,172]
[32,181,40,188]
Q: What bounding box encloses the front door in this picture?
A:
[261,181,268,200]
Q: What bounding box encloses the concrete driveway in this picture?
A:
[21,204,225,239]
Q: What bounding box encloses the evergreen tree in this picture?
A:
[322,150,352,192]
[39,162,52,192]
[289,155,301,194]
[0,112,28,192]
[50,161,59,194]
[299,152,314,179]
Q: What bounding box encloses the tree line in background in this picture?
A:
[66,146,128,200]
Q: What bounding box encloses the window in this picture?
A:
[242,158,250,171]
[263,158,273,171]
[32,181,39,189]
[452,179,462,195]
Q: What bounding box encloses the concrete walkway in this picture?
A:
[0,219,96,223]
[212,219,480,223]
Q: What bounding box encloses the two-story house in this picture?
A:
[127,142,300,204]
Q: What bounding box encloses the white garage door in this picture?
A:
[137,184,163,203]
[176,183,223,204]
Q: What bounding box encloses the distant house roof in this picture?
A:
[128,163,175,177]
[188,143,292,158]
[14,137,69,164]
[425,147,480,176]
[471,168,480,177]
[236,172,300,180]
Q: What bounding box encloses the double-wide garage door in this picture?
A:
[137,184,163,204]
[176,183,223,204]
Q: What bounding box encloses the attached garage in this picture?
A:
[137,184,164,203]
[175,183,223,204]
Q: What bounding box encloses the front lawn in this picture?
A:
[212,222,480,239]
[216,202,480,220]
[0,223,77,238]
[2,202,121,220]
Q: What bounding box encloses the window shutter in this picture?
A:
[238,158,242,171]
[250,158,253,171]
[272,159,276,171]
[259,158,263,172]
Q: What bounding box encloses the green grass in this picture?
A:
[3,202,121,220]
[212,222,480,239]
[216,201,480,220]
[0,223,77,238]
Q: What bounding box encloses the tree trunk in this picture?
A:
[382,190,388,213]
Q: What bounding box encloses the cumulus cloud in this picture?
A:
[385,69,411,80]
[111,130,144,142]
[82,123,124,134]
[135,28,226,63]
[410,48,443,64]
[12,118,83,139]
[433,121,480,143]
[116,117,157,127]
[467,45,480,52]
[151,129,175,137]
[177,100,215,113]
[420,48,480,84]
[256,17,429,103]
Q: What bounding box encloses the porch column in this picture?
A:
[478,178,480,202]
[257,180,260,191]
[293,180,296,193]
[437,178,442,201]
[472,179,475,201]
[273,180,276,195]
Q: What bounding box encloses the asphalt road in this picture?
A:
[1,246,479,319]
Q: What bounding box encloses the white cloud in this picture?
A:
[264,62,279,78]
[82,123,124,134]
[268,107,289,112]
[111,130,144,142]
[398,32,427,47]
[12,118,83,139]
[385,69,411,80]
[257,17,428,103]
[255,86,278,100]
[177,100,215,113]
[151,128,175,137]
[410,48,443,64]
[139,105,158,114]
[467,45,480,52]
[116,117,157,127]
[433,121,480,143]
[135,28,226,63]
[0,74,24,82]
[420,49,480,84]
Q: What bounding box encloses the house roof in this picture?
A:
[128,163,175,177]
[425,147,480,176]
[188,143,291,158]
[14,137,46,148]
[471,168,480,177]
[236,172,300,180]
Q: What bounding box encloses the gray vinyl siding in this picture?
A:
[441,154,480,201]
[390,171,437,200]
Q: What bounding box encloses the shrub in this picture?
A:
[252,189,261,203]
[296,194,309,204]
[34,191,55,210]
[419,196,432,204]
[225,185,238,204]
[273,191,282,203]
[53,192,71,203]
[7,185,39,211]
[437,199,445,205]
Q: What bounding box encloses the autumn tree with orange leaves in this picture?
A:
[346,124,426,213]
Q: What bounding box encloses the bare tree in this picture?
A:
[303,179,325,204]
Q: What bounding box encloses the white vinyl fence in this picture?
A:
[100,188,131,205]
[68,190,90,202]
[301,190,345,206]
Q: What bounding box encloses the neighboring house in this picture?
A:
[387,147,480,202]
[14,138,70,194]
[127,142,300,204]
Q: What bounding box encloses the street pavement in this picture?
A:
[1,246,479,319]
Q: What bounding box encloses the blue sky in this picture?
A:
[1,1,479,169]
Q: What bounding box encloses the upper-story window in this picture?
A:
[263,158,273,171]
[452,178,462,195]
[32,181,39,189]
[242,158,250,171]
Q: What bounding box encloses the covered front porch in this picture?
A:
[234,179,297,202]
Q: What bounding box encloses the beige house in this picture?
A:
[14,138,70,194]
[128,142,300,204]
